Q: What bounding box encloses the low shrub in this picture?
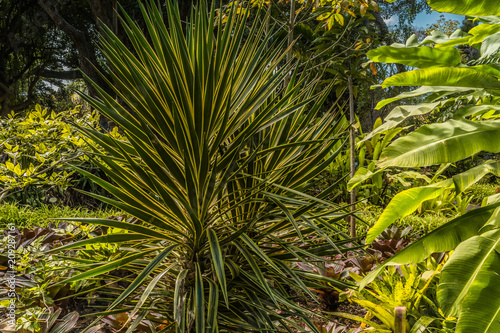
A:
[0,105,123,208]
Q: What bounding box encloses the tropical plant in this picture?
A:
[360,201,500,332]
[334,256,454,333]
[49,1,356,332]
[356,1,500,332]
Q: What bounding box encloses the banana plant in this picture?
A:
[49,1,356,332]
[356,1,500,332]
[349,5,500,243]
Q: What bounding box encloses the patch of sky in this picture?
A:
[384,11,464,28]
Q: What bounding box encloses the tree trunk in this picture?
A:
[0,81,11,117]
[0,95,11,117]
[85,0,113,30]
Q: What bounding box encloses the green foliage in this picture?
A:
[374,86,475,110]
[245,0,378,29]
[363,162,500,243]
[329,117,404,206]
[436,229,500,331]
[361,102,442,143]
[465,180,500,203]
[0,221,107,333]
[0,105,118,206]
[7,308,79,333]
[378,120,500,168]
[56,1,355,332]
[380,66,500,89]
[361,202,500,332]
[361,202,500,284]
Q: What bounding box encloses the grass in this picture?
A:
[357,206,452,237]
[0,203,119,230]
[4,178,497,235]
[464,179,500,204]
[350,178,500,239]
[323,204,457,242]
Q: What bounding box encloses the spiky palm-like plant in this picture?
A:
[52,1,354,332]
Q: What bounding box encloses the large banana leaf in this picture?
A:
[453,104,500,118]
[420,29,471,47]
[427,0,500,16]
[438,229,500,333]
[481,32,500,59]
[359,202,500,289]
[468,23,500,46]
[367,46,461,68]
[365,180,451,244]
[381,67,500,89]
[378,119,500,168]
[375,86,477,110]
[366,161,500,244]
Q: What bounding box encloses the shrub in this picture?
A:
[0,105,122,207]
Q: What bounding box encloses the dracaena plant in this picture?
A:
[48,1,354,332]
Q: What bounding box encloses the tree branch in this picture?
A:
[41,69,82,80]
[37,0,87,46]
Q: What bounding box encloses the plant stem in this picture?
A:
[348,75,356,238]
[394,306,407,333]
[284,0,295,89]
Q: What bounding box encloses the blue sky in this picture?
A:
[384,11,464,29]
[413,11,464,28]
